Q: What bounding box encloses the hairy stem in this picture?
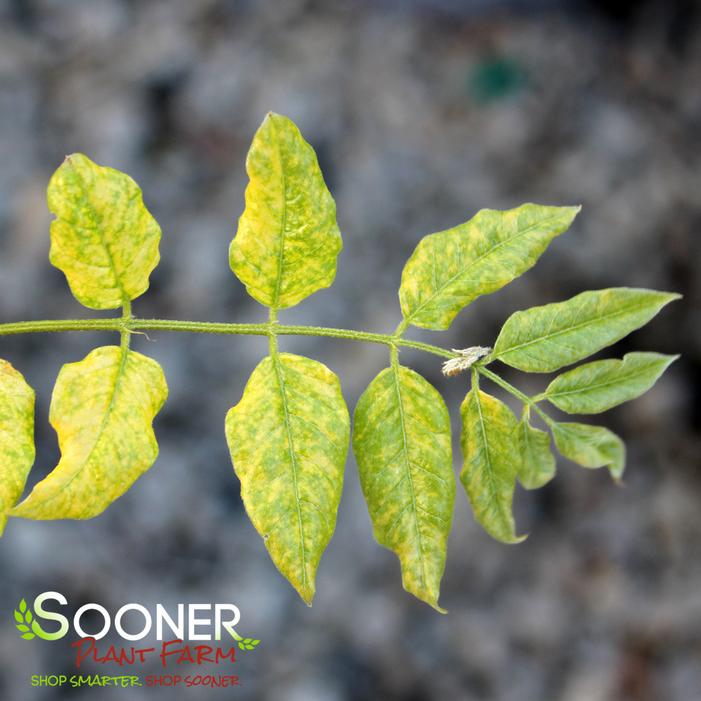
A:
[120,299,132,352]
[268,307,279,355]
[0,317,456,360]
[476,365,554,426]
[394,318,410,337]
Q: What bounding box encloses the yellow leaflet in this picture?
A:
[460,387,526,544]
[0,361,35,534]
[225,353,349,605]
[353,366,454,612]
[229,113,342,309]
[399,204,580,330]
[11,346,167,520]
[48,153,161,309]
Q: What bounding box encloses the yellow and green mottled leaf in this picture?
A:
[493,288,680,373]
[542,352,678,414]
[11,346,167,520]
[460,386,525,544]
[551,422,625,480]
[230,113,342,309]
[399,204,580,330]
[517,412,555,490]
[353,365,454,612]
[225,352,349,605]
[48,153,162,310]
[0,361,35,534]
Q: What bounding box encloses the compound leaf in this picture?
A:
[230,112,342,309]
[399,204,579,330]
[353,365,454,612]
[551,422,625,480]
[11,346,167,520]
[542,352,678,414]
[518,413,556,490]
[48,153,161,310]
[0,360,35,535]
[225,353,349,606]
[493,288,680,373]
[460,386,525,543]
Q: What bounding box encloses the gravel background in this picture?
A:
[0,1,699,699]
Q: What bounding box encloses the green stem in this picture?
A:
[394,318,410,337]
[476,365,554,426]
[0,317,456,360]
[120,299,132,352]
[389,342,400,370]
[268,308,279,355]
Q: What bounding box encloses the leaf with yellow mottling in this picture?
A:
[11,346,167,520]
[551,422,625,480]
[48,153,161,309]
[0,361,35,534]
[225,353,349,605]
[353,365,454,612]
[460,385,526,544]
[230,113,342,309]
[517,411,555,490]
[542,352,678,414]
[399,204,580,330]
[493,288,680,373]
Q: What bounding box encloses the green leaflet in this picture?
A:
[230,113,342,309]
[551,422,625,480]
[353,365,454,612]
[493,288,680,373]
[542,352,678,414]
[0,361,35,534]
[225,353,349,605]
[11,346,167,520]
[517,413,556,490]
[399,204,579,330]
[460,386,525,544]
[48,153,161,310]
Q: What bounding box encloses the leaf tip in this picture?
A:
[663,353,681,370]
[502,531,529,545]
[295,581,316,607]
[262,111,292,129]
[60,153,91,172]
[489,526,528,545]
[405,583,447,614]
[656,290,682,306]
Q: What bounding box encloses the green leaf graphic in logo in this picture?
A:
[14,598,35,640]
[12,597,57,640]
[227,628,261,651]
[238,637,261,651]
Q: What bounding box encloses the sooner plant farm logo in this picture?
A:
[14,592,260,649]
[11,592,260,691]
